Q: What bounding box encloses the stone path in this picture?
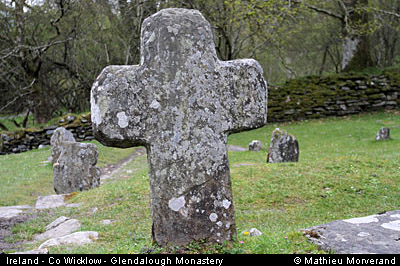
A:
[0,148,145,254]
[303,210,400,254]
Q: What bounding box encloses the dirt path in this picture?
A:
[100,147,146,184]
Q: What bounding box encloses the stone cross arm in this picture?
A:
[91,58,266,147]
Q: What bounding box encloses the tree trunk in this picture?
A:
[31,83,54,124]
[341,0,374,72]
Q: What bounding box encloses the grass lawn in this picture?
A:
[1,111,399,254]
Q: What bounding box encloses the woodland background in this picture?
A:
[0,0,399,124]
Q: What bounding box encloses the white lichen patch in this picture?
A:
[150,99,161,110]
[381,220,400,231]
[344,215,379,224]
[117,112,129,128]
[90,97,102,126]
[168,196,185,212]
[209,213,218,222]
[222,199,231,209]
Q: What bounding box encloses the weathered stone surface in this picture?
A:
[303,210,400,254]
[91,8,267,246]
[0,205,31,219]
[53,142,100,194]
[34,216,81,241]
[35,195,66,209]
[376,127,390,141]
[248,140,263,151]
[38,231,99,249]
[267,128,299,163]
[50,127,75,164]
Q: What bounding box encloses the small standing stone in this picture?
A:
[248,140,263,151]
[376,127,390,141]
[53,142,100,194]
[267,128,299,163]
[50,127,75,164]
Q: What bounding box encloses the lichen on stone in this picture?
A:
[90,8,267,246]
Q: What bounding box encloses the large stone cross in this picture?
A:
[91,8,267,246]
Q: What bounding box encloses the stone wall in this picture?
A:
[268,70,400,122]
[0,114,94,155]
[1,70,400,154]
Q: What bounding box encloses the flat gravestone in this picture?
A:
[303,210,400,254]
[91,8,267,246]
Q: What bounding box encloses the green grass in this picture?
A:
[0,141,135,206]
[1,111,400,254]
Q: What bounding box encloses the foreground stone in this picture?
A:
[35,194,81,209]
[35,195,66,209]
[38,231,99,249]
[53,141,100,194]
[34,216,81,241]
[303,210,400,254]
[91,8,267,246]
[376,127,390,141]
[50,127,75,164]
[267,128,299,163]
[0,205,31,219]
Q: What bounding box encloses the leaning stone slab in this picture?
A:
[53,141,100,194]
[50,127,75,164]
[38,231,99,249]
[267,128,299,163]
[91,8,267,246]
[34,216,81,241]
[376,127,390,141]
[303,210,400,254]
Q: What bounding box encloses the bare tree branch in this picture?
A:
[292,0,343,20]
[0,79,36,113]
[372,8,400,19]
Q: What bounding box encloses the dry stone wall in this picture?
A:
[1,70,400,155]
[0,114,94,155]
[268,71,400,122]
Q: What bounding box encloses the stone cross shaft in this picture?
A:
[91,8,267,246]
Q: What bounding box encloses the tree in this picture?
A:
[1,0,75,123]
[291,0,373,72]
